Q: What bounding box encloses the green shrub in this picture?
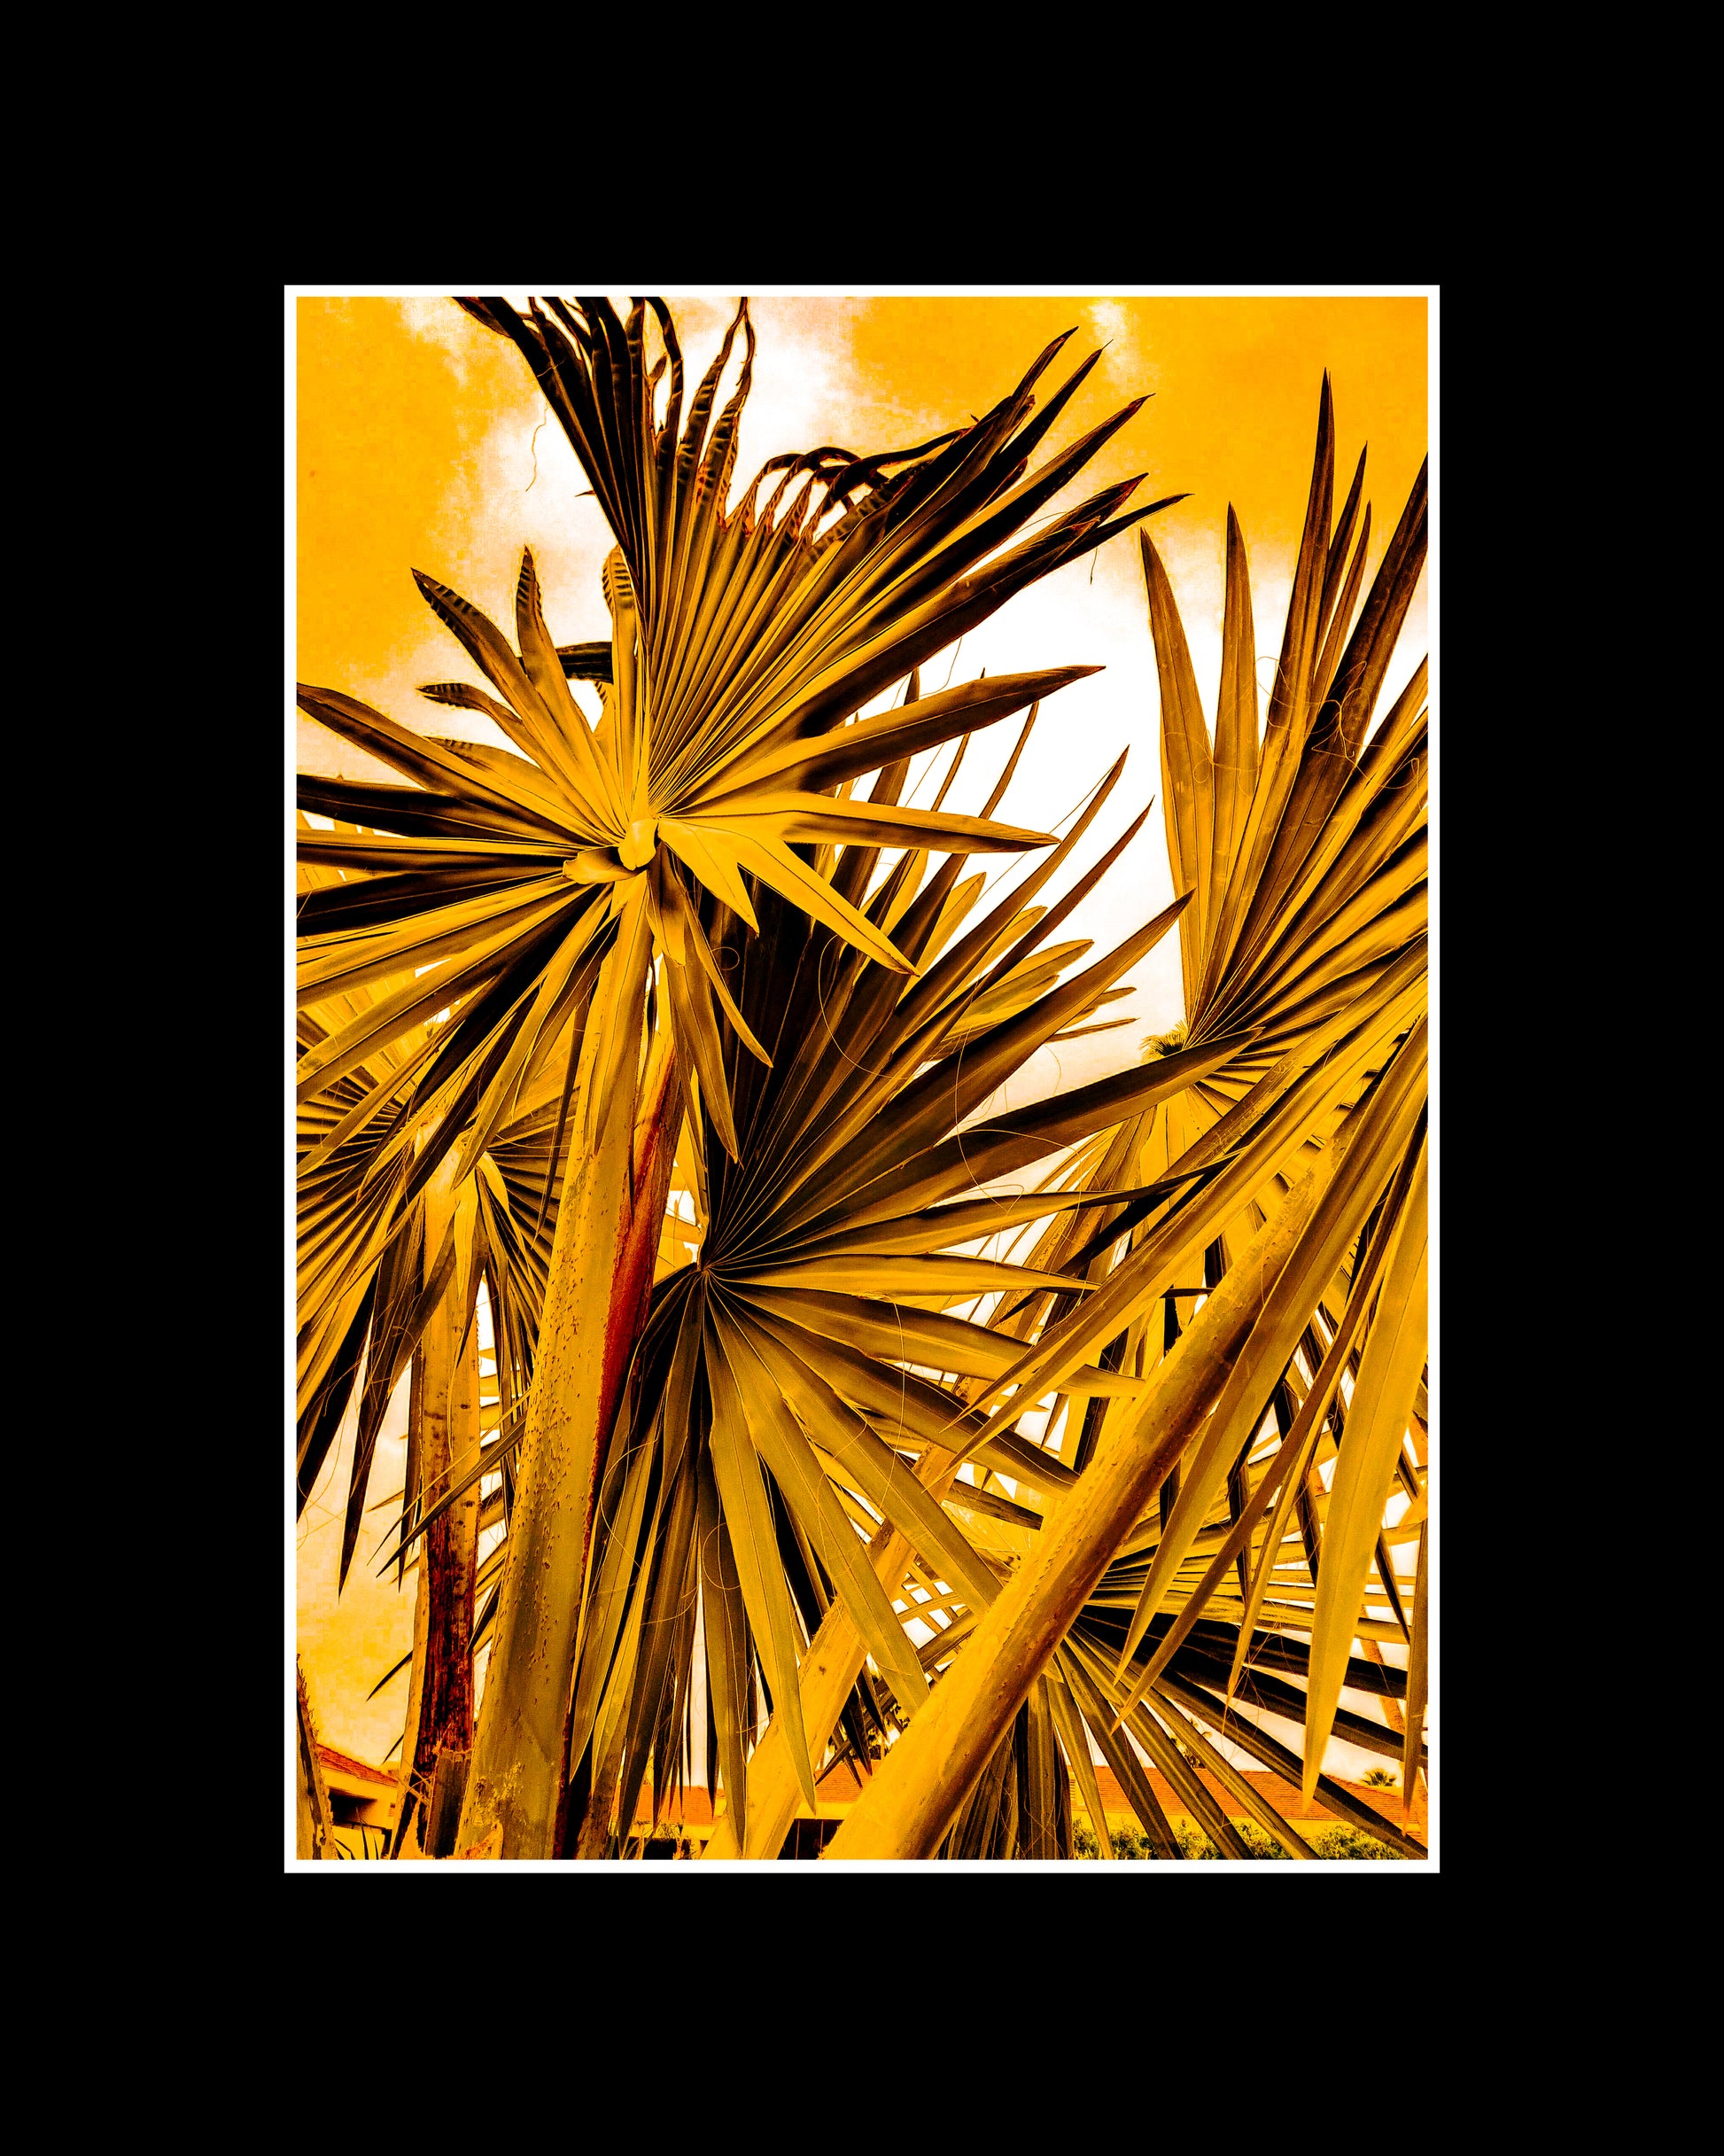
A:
[1307,1825,1406,1859]
[1071,1816,1407,1861]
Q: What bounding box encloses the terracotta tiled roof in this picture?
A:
[628,1758,1425,1844]
[629,1756,875,1830]
[315,1744,399,1790]
[1085,1765,1425,1835]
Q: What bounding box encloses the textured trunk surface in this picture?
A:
[296,1659,336,1861]
[560,1039,681,1857]
[400,1292,481,1856]
[458,1015,679,1861]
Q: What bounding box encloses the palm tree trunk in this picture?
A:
[561,1036,683,1860]
[457,970,679,1861]
[392,1277,482,1856]
[296,1657,336,1860]
[415,1301,482,1853]
[392,1354,430,1854]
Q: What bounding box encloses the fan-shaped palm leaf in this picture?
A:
[296,295,1189,1859]
[824,386,1429,1858]
[540,743,1234,1856]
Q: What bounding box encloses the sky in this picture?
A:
[292,288,1430,1803]
[296,291,1426,1079]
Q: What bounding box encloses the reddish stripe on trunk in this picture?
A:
[585,1045,682,1561]
[554,1047,682,1858]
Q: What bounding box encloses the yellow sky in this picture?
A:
[294,291,1428,1779]
[298,292,1425,1056]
